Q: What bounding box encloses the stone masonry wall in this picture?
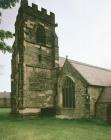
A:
[88,86,103,116]
[96,103,107,120]
[20,3,58,112]
[57,60,90,119]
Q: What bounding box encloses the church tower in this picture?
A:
[11,0,59,115]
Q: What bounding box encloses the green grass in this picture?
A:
[0,109,111,140]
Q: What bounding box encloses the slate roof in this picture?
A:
[98,87,111,103]
[59,57,111,86]
[0,92,10,98]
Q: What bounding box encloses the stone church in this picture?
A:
[11,0,111,121]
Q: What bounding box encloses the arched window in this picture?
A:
[62,77,75,108]
[36,25,46,45]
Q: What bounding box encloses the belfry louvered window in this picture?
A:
[62,77,75,108]
[36,25,46,45]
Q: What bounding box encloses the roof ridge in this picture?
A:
[59,57,111,72]
[69,59,111,72]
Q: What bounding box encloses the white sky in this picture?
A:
[0,0,111,91]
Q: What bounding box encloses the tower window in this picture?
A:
[38,54,42,62]
[36,25,46,45]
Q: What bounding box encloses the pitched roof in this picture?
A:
[59,57,65,67]
[0,92,10,98]
[98,87,111,103]
[59,57,111,86]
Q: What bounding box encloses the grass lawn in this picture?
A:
[0,109,111,140]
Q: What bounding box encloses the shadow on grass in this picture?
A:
[0,108,110,127]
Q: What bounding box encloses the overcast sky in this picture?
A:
[0,0,111,91]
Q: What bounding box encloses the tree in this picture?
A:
[0,0,19,53]
[0,0,19,9]
[0,30,13,53]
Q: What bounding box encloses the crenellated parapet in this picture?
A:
[32,2,55,18]
[16,0,55,26]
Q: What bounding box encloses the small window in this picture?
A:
[36,25,46,45]
[38,54,41,62]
